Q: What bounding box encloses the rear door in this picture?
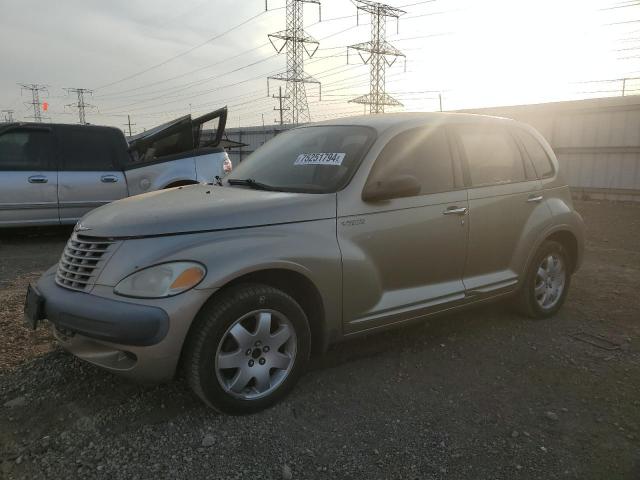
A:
[338,126,469,333]
[0,126,59,226]
[452,123,547,297]
[56,125,128,223]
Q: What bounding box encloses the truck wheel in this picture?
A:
[516,240,571,319]
[184,283,310,414]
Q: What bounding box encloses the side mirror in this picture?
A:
[362,174,421,202]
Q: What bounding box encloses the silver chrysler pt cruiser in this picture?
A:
[25,113,585,414]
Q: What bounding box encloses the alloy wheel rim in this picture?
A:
[215,309,297,400]
[534,253,566,310]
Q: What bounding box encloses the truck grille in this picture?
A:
[55,234,117,292]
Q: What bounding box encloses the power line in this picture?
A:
[94,7,282,91]
[99,29,358,113]
[95,43,273,100]
[348,0,406,114]
[100,55,280,111]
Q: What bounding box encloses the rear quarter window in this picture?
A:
[516,129,555,179]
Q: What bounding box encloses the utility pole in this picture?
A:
[123,115,136,137]
[20,83,48,122]
[272,86,290,126]
[622,78,627,96]
[1,109,15,123]
[267,0,322,125]
[438,92,443,112]
[348,0,406,114]
[65,87,94,125]
[262,113,267,144]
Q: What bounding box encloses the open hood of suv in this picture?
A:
[78,184,336,238]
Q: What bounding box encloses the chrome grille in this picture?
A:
[55,234,116,291]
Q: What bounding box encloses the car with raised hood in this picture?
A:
[25,112,585,414]
[0,107,232,227]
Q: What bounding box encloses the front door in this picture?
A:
[338,126,469,334]
[0,126,59,227]
[451,123,548,296]
[56,125,128,223]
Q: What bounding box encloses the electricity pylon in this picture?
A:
[1,110,15,123]
[267,0,321,125]
[348,0,405,114]
[65,88,95,125]
[20,83,49,122]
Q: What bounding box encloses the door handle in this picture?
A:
[527,194,543,203]
[28,175,48,184]
[443,206,468,216]
[101,175,119,183]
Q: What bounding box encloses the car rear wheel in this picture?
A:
[516,240,571,319]
[184,283,310,414]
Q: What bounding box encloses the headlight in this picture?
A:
[114,262,206,298]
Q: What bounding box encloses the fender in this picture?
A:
[521,219,585,285]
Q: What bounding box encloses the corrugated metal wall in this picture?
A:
[459,96,640,201]
[225,95,640,201]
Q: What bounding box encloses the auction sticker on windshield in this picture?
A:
[294,152,345,166]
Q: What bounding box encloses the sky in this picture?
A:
[0,0,638,132]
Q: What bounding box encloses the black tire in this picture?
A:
[183,283,310,414]
[516,240,572,319]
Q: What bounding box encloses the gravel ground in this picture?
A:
[0,201,639,480]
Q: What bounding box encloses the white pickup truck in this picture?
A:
[0,107,232,227]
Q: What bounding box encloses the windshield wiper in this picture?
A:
[227,178,280,191]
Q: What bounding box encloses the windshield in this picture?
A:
[226,125,376,193]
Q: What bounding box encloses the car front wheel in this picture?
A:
[184,283,310,414]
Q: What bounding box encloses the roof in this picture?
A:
[310,111,515,133]
[0,122,123,133]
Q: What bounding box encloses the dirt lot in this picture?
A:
[0,201,639,480]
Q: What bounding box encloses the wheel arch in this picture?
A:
[519,225,581,290]
[184,268,327,360]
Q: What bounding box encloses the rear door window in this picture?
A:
[57,126,122,171]
[516,129,555,179]
[369,127,455,196]
[0,128,54,171]
[456,125,525,187]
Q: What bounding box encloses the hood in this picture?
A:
[79,184,336,238]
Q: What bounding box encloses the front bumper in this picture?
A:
[30,266,216,383]
[35,268,169,347]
